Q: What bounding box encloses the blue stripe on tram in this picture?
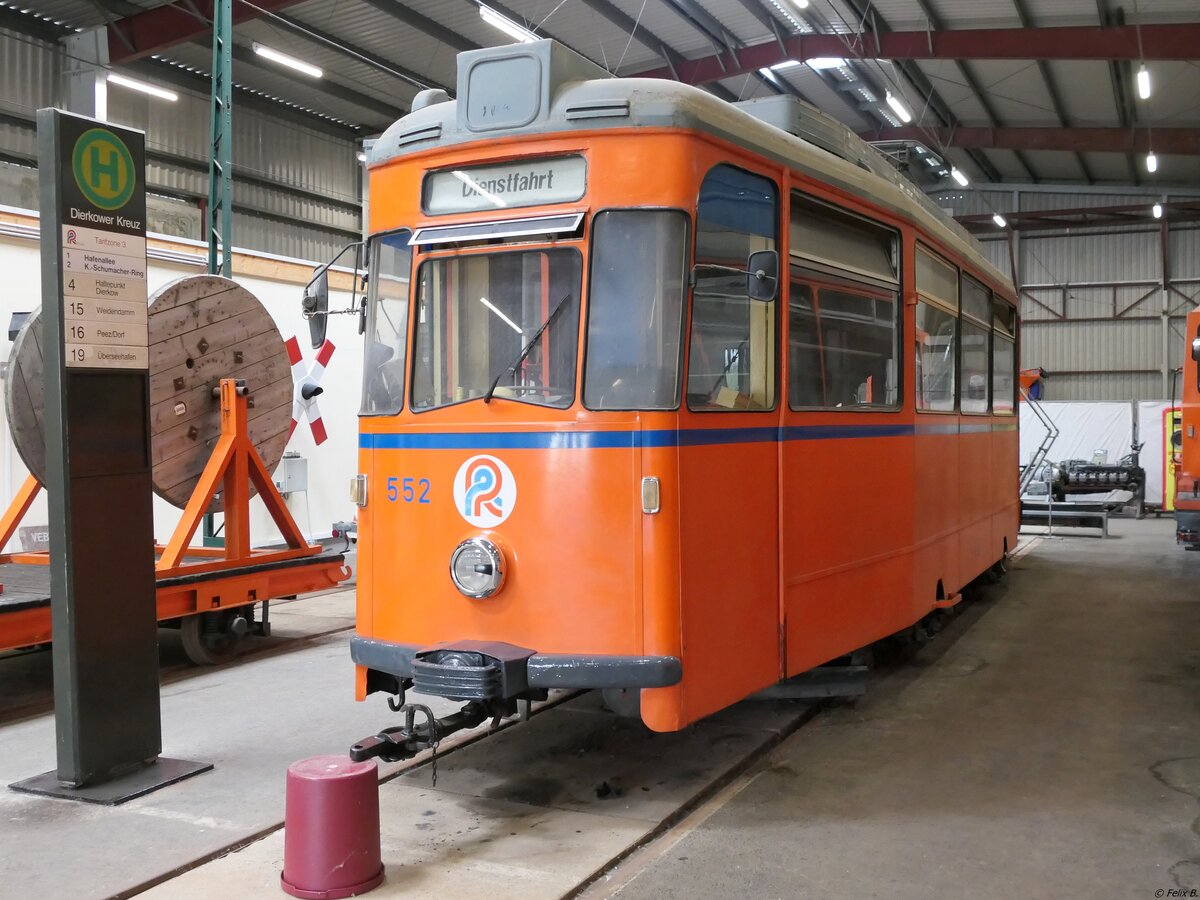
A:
[360,419,1015,450]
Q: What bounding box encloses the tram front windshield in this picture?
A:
[411,248,582,411]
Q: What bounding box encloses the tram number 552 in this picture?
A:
[386,476,430,504]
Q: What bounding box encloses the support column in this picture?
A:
[61,29,108,120]
[205,0,233,547]
[207,0,233,278]
[1161,195,1172,399]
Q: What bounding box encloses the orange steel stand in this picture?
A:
[157,378,318,578]
[0,377,349,654]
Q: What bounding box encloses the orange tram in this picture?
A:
[1174,308,1200,546]
[333,41,1018,759]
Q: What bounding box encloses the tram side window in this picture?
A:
[788,194,900,409]
[960,273,991,414]
[993,298,1017,414]
[915,245,959,412]
[361,229,413,416]
[585,210,689,410]
[788,283,824,407]
[687,165,778,411]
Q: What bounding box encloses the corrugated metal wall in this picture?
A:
[0,27,361,262]
[936,188,1200,402]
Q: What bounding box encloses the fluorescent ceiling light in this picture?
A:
[479,297,523,334]
[253,42,322,78]
[480,4,537,43]
[992,213,1007,228]
[885,92,912,123]
[1146,151,1158,173]
[1152,203,1163,219]
[1137,64,1151,100]
[950,167,969,187]
[767,0,811,32]
[806,57,846,70]
[105,72,178,102]
[769,60,802,71]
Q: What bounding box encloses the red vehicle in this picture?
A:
[1175,308,1200,546]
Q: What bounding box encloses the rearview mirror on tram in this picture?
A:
[692,249,779,302]
[302,268,329,350]
[746,250,779,302]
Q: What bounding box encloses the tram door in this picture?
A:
[676,164,781,722]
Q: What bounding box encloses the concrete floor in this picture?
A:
[2,518,1198,899]
[0,589,463,900]
[589,518,1200,899]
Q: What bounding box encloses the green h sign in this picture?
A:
[71,128,135,210]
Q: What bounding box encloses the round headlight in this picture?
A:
[449,538,505,598]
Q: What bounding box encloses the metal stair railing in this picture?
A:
[1020,387,1059,495]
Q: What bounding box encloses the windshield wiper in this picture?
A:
[483,292,573,404]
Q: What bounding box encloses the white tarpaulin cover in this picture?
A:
[1019,401,1134,468]
[1020,400,1177,506]
[1137,401,1174,506]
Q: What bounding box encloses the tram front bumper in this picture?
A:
[351,636,682,701]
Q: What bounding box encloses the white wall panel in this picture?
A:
[0,218,363,552]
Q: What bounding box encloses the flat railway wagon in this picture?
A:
[335,40,1019,746]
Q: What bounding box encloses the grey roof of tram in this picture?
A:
[368,40,1010,294]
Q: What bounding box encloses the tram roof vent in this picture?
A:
[734,95,898,180]
[456,39,611,134]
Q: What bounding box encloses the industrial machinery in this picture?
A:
[1175,308,1200,547]
[318,40,1019,760]
[0,275,350,662]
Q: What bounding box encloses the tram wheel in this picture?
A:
[180,610,247,665]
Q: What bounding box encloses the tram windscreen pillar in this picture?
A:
[38,109,160,786]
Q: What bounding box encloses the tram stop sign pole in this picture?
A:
[10,109,210,804]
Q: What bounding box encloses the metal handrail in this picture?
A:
[1019,387,1060,494]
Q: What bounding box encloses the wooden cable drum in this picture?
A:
[6,274,295,512]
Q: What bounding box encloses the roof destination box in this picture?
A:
[456,40,608,133]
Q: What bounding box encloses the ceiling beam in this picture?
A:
[956,200,1200,234]
[227,42,405,126]
[361,0,477,54]
[0,5,365,137]
[905,0,1037,182]
[268,13,450,94]
[864,126,1200,155]
[107,0,307,64]
[577,0,738,101]
[648,0,817,108]
[831,0,1001,185]
[630,23,1200,85]
[1010,0,1093,183]
[1097,1,1141,184]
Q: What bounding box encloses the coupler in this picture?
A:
[349,698,519,766]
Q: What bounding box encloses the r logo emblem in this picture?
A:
[453,455,516,528]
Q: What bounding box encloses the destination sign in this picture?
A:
[65,319,146,347]
[65,344,149,369]
[56,116,148,370]
[64,273,147,305]
[63,247,146,281]
[423,154,586,215]
[64,296,148,324]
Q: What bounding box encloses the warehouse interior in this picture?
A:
[0,1,1198,898]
